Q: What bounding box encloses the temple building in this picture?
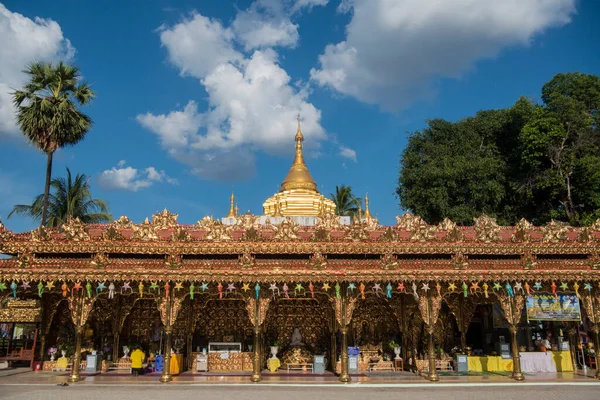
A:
[0,117,599,383]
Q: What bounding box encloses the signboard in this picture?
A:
[526,292,581,321]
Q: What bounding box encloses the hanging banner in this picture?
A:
[525,292,581,321]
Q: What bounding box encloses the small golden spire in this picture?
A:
[364,192,372,219]
[235,203,239,217]
[280,114,317,192]
[226,192,236,218]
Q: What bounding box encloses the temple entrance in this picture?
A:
[264,294,333,371]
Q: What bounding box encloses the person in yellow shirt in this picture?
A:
[130,346,145,376]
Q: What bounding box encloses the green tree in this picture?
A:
[8,168,112,228]
[12,61,95,227]
[519,73,600,225]
[330,185,362,217]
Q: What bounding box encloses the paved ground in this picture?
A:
[1,369,599,399]
[2,384,600,400]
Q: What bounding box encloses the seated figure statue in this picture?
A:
[290,327,304,347]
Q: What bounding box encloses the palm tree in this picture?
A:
[8,168,112,228]
[12,61,95,226]
[330,185,362,217]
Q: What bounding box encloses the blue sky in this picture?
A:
[0,0,599,233]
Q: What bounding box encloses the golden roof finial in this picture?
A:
[226,192,236,218]
[280,114,317,192]
[364,192,372,219]
[235,203,239,217]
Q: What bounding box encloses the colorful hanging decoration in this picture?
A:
[86,282,92,298]
[322,283,330,291]
[254,283,260,299]
[482,282,489,298]
[226,283,235,294]
[189,282,195,300]
[37,282,44,298]
[217,282,223,299]
[505,282,514,297]
[294,283,304,296]
[448,282,456,292]
[269,283,279,298]
[412,282,418,300]
[347,283,356,296]
[21,281,31,291]
[421,282,429,293]
[200,282,209,292]
[573,282,580,297]
[308,282,314,298]
[551,282,557,299]
[283,283,290,298]
[386,283,392,298]
[560,282,568,291]
[45,281,55,291]
[462,282,468,298]
[397,282,405,292]
[584,283,592,292]
[10,282,17,298]
[174,282,183,291]
[534,282,542,291]
[0,282,6,292]
[96,281,106,294]
[71,282,83,297]
[138,282,145,298]
[164,282,171,299]
[61,282,68,297]
[335,283,341,299]
[121,282,132,294]
[470,282,479,295]
[524,282,531,296]
[242,283,250,292]
[108,282,116,299]
[359,282,365,299]
[493,282,502,291]
[513,282,522,293]
[373,283,382,297]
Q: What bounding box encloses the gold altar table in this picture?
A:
[204,352,252,372]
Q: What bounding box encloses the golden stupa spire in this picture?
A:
[226,192,236,218]
[280,114,317,192]
[235,203,239,217]
[364,192,372,219]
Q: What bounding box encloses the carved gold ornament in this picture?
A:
[473,215,500,243]
[62,217,90,241]
[542,220,569,243]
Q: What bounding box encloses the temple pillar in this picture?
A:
[498,293,525,381]
[160,326,173,383]
[67,293,95,382]
[246,297,270,383]
[591,324,600,379]
[567,325,578,371]
[418,293,442,382]
[251,326,262,382]
[333,290,355,383]
[157,293,184,383]
[339,326,350,383]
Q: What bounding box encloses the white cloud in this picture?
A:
[0,4,74,140]
[339,145,356,162]
[98,162,177,192]
[311,0,577,110]
[138,1,336,181]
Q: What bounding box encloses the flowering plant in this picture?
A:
[47,347,57,356]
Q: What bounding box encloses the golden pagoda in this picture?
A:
[263,115,336,216]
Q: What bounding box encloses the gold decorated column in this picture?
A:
[498,293,525,381]
[158,293,183,383]
[246,297,270,383]
[581,293,600,379]
[418,292,442,382]
[67,293,95,382]
[333,288,356,383]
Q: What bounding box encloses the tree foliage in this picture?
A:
[12,61,95,226]
[330,185,362,217]
[397,72,600,226]
[8,168,112,228]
